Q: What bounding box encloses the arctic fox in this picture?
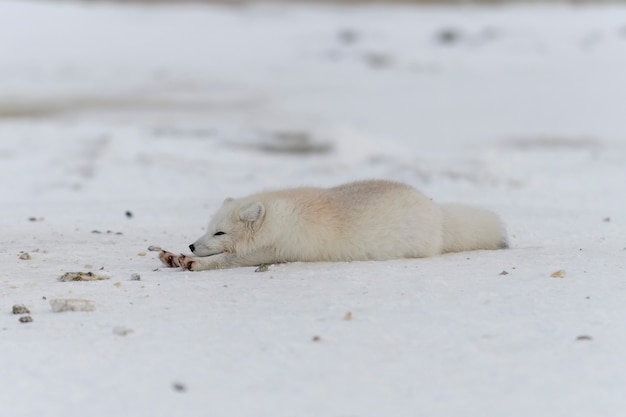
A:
[159,180,507,271]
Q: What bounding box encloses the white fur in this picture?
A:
[160,180,507,271]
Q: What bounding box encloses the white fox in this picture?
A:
[159,180,507,271]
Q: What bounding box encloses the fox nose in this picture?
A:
[189,244,195,252]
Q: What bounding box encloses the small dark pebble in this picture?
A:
[130,273,141,281]
[499,270,509,276]
[603,217,611,222]
[255,264,269,273]
[28,217,37,222]
[312,335,321,342]
[91,230,102,234]
[437,28,461,45]
[576,335,593,341]
[19,316,33,323]
[172,382,186,392]
[362,51,392,69]
[338,29,359,45]
[125,211,133,218]
[12,304,30,315]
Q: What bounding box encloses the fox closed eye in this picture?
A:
[213,231,226,236]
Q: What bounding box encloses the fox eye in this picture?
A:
[213,231,225,236]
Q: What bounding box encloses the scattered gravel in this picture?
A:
[58,271,111,282]
[12,304,30,315]
[50,299,96,312]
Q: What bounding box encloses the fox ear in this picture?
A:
[239,202,265,229]
[223,197,234,205]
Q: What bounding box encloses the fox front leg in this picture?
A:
[178,253,244,271]
[159,250,185,268]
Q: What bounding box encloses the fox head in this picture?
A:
[189,197,265,257]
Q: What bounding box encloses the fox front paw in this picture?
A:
[178,255,198,271]
[159,250,183,268]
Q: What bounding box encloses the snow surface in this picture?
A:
[1,1,626,416]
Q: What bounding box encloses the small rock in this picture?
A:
[576,335,592,341]
[147,245,162,252]
[130,273,141,281]
[12,304,30,315]
[58,271,110,282]
[50,299,95,312]
[125,210,133,218]
[113,326,133,336]
[172,382,186,392]
[603,217,611,222]
[338,29,359,45]
[437,28,462,45]
[19,252,31,260]
[137,252,146,257]
[499,270,509,276]
[344,312,353,321]
[91,230,102,234]
[312,335,321,342]
[113,282,122,287]
[362,51,393,69]
[18,316,33,323]
[255,264,269,273]
[551,270,566,278]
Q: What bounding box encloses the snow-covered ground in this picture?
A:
[1,1,626,416]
